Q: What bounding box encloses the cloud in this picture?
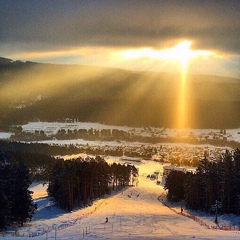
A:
[0,0,239,54]
[0,0,239,79]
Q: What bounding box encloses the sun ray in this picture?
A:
[177,60,189,129]
[121,41,197,128]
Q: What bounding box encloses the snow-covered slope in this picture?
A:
[1,159,240,240]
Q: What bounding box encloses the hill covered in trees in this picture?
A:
[0,58,240,129]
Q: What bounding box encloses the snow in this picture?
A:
[18,121,240,143]
[21,121,135,136]
[0,132,12,139]
[29,182,48,199]
[1,158,240,240]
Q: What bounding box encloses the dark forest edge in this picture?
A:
[1,138,240,170]
[0,147,138,230]
[164,148,240,215]
[48,156,138,212]
[0,160,36,229]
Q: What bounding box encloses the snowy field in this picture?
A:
[1,158,240,240]
[22,121,240,142]
[1,121,240,143]
[0,132,12,139]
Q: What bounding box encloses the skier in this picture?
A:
[105,217,108,223]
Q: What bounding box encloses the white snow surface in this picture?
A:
[0,132,12,139]
[1,158,240,240]
[22,122,135,136]
[20,121,240,143]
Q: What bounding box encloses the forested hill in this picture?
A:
[0,57,240,129]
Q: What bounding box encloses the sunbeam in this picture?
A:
[177,61,189,129]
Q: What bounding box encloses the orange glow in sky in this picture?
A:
[121,41,213,64]
[121,40,213,128]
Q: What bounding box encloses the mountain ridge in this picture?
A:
[0,57,240,129]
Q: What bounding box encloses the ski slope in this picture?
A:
[1,159,240,240]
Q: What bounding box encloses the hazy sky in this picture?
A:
[1,0,239,78]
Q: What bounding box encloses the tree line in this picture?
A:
[0,160,36,229]
[9,124,240,149]
[0,140,155,163]
[165,148,240,215]
[0,140,81,156]
[47,156,138,212]
[0,150,138,229]
[0,150,57,181]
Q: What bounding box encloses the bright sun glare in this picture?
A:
[122,40,214,129]
[122,40,212,68]
[170,41,192,67]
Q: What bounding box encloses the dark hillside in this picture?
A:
[0,59,239,129]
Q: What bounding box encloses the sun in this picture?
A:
[121,40,212,69]
[166,41,192,67]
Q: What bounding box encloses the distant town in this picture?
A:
[4,121,239,168]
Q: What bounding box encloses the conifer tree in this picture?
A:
[9,162,37,226]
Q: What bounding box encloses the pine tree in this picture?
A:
[9,162,37,226]
[164,170,186,202]
[0,166,10,229]
[47,156,137,211]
